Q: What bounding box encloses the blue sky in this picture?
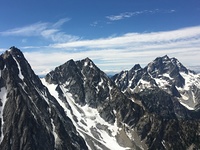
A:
[0,0,200,75]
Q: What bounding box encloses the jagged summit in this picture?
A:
[146,55,189,77]
[111,56,200,149]
[112,55,200,110]
[82,57,92,62]
[8,46,22,52]
[44,56,144,149]
[130,64,142,71]
[3,46,24,59]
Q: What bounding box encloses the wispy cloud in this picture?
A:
[0,18,79,43]
[50,26,200,49]
[0,22,48,36]
[90,21,99,27]
[20,25,200,75]
[52,18,71,28]
[106,9,176,21]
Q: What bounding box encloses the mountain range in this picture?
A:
[0,46,200,150]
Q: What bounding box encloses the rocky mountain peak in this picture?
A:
[78,57,98,71]
[145,55,189,88]
[0,47,88,150]
[82,57,93,63]
[0,47,44,89]
[8,46,23,54]
[46,57,111,107]
[158,55,170,61]
[147,55,189,76]
[2,46,23,60]
[111,56,200,149]
[130,64,142,71]
[44,56,145,149]
[113,54,200,109]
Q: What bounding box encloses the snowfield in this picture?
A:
[41,78,131,150]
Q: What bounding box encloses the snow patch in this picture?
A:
[154,78,169,87]
[138,79,152,90]
[12,56,24,80]
[0,87,7,143]
[180,94,188,100]
[41,78,61,102]
[179,101,195,110]
[163,73,173,79]
[121,71,127,80]
[51,119,60,146]
[180,72,200,90]
[96,78,105,93]
[161,140,167,149]
[84,61,88,67]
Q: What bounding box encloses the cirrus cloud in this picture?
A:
[0,18,80,43]
[1,19,200,75]
[106,9,175,21]
[21,25,200,75]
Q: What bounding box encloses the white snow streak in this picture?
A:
[12,56,24,80]
[0,87,7,143]
[179,101,195,110]
[51,119,60,145]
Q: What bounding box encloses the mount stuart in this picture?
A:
[0,47,200,150]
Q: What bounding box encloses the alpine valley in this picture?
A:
[0,47,200,150]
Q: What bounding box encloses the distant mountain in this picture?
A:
[112,55,200,110]
[111,55,200,149]
[1,47,200,150]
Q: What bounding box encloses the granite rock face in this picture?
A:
[0,47,88,150]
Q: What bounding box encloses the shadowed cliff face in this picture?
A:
[0,47,88,150]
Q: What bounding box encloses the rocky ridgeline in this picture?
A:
[0,47,200,149]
